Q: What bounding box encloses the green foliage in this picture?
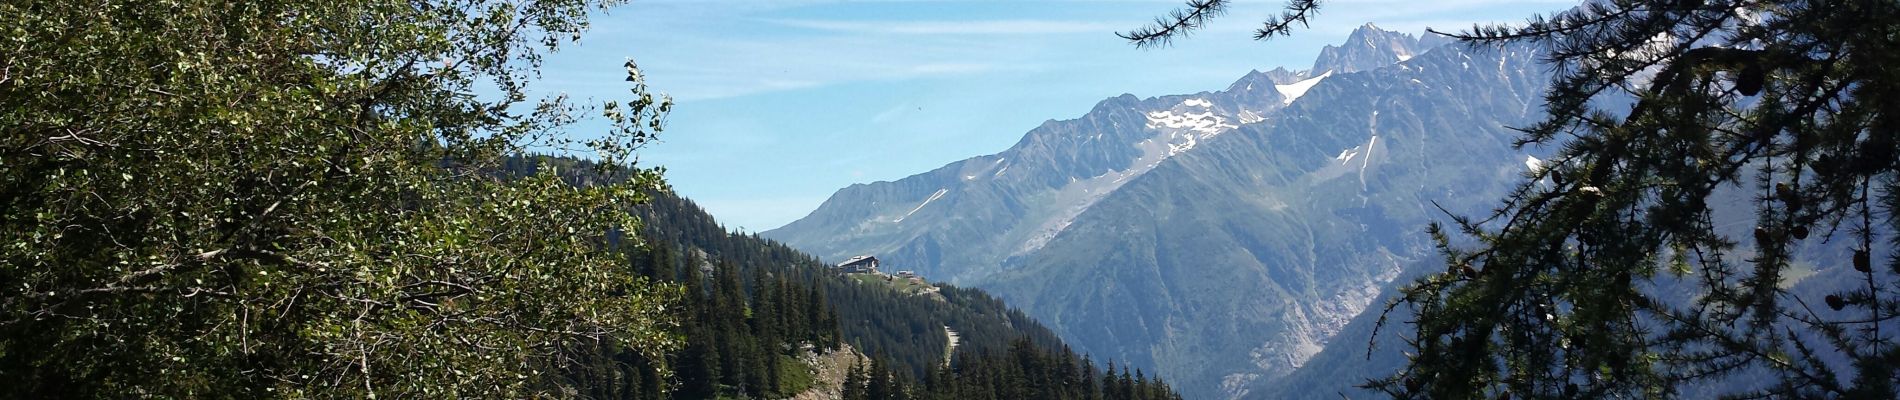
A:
[915,338,1182,400]
[588,187,1182,399]
[778,353,819,396]
[0,0,676,397]
[1124,0,1900,397]
[1373,1,1900,398]
[844,362,871,400]
[631,189,1077,380]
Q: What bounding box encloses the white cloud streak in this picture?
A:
[612,31,1042,101]
[767,18,1121,35]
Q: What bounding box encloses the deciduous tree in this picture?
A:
[0,0,675,396]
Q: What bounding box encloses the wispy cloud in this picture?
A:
[767,19,1120,35]
[614,33,1042,102]
[869,102,915,125]
[671,77,829,102]
[906,62,1002,74]
[542,0,1587,229]
[648,61,1016,102]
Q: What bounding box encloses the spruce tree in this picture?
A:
[674,328,720,400]
[869,356,897,400]
[843,363,869,400]
[1081,355,1102,400]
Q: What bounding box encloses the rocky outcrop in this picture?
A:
[789,344,865,400]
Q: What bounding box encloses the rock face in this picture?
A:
[767,65,1305,284]
[791,344,866,400]
[1311,23,1428,74]
[767,25,1552,399]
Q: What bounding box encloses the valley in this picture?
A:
[10,1,1889,398]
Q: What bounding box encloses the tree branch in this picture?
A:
[1118,0,1228,49]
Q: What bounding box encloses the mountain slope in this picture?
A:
[633,187,1190,399]
[972,41,1552,398]
[505,157,1184,399]
[766,61,1307,283]
[768,25,1553,399]
[633,186,1070,378]
[765,27,1444,286]
[1250,174,1881,399]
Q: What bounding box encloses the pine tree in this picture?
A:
[806,285,835,347]
[618,187,1185,400]
[674,328,720,400]
[843,363,870,400]
[1109,369,1124,400]
[1080,355,1102,400]
[869,357,897,400]
[1121,0,1900,397]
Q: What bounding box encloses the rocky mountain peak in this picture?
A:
[1311,23,1421,74]
[1221,68,1296,106]
[1226,67,1303,92]
[1089,93,1142,114]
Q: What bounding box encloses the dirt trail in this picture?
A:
[943,325,961,366]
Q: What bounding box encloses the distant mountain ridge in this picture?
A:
[769,65,1296,281]
[767,25,1552,399]
[1312,23,1430,74]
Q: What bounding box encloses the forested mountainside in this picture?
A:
[767,24,1553,398]
[507,157,1182,399]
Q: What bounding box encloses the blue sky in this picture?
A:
[535,0,1578,231]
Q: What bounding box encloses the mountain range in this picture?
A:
[765,24,1556,399]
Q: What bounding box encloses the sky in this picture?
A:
[533,0,1580,232]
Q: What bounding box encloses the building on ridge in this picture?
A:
[836,255,879,274]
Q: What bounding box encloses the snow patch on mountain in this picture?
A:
[1221,373,1263,400]
[1334,147,1361,164]
[1169,134,1198,156]
[893,188,948,223]
[1017,101,1248,255]
[1146,111,1236,136]
[1361,136,1378,170]
[1358,135,1379,192]
[1013,170,1132,255]
[1275,71,1334,105]
[1238,109,1266,124]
